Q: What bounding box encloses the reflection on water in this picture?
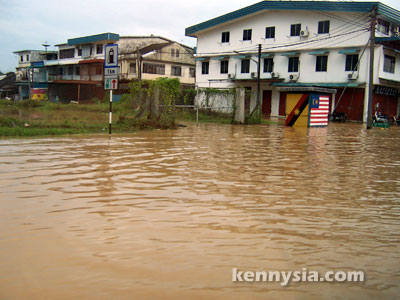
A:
[0,123,399,299]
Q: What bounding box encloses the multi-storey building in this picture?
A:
[13,49,57,99]
[13,33,195,102]
[118,36,195,87]
[185,1,400,122]
[48,33,120,102]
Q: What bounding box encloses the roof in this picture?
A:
[120,35,194,51]
[67,32,120,46]
[13,49,41,54]
[185,1,400,36]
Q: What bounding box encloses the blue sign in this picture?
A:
[104,44,118,68]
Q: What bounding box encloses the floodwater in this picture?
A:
[0,122,399,300]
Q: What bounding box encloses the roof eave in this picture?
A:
[185,1,400,37]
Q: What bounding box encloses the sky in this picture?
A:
[1,0,400,73]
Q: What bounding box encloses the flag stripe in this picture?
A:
[310,95,329,127]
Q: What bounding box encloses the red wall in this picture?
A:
[335,88,365,121]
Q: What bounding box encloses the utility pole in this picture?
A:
[256,44,262,123]
[367,5,377,129]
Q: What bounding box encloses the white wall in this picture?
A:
[196,10,370,55]
[194,9,400,88]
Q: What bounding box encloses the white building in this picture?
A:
[185,1,400,122]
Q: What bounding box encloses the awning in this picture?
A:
[261,53,274,58]
[271,82,360,88]
[233,55,249,59]
[78,59,104,64]
[338,48,360,54]
[212,56,228,60]
[308,50,329,55]
[280,52,299,56]
[30,61,44,68]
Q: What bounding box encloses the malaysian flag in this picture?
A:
[309,95,330,126]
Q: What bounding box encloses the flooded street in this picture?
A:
[0,122,399,299]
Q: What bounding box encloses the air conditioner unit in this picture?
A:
[300,29,309,37]
[271,72,280,78]
[348,72,358,80]
[289,74,299,81]
[228,73,236,79]
[251,72,257,78]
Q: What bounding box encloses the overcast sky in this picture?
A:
[1,0,400,72]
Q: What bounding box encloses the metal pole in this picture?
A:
[196,103,199,126]
[367,5,376,129]
[109,90,113,135]
[257,43,262,123]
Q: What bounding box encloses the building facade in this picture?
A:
[118,36,195,87]
[185,1,400,122]
[13,33,195,102]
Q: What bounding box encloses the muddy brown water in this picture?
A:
[0,122,399,299]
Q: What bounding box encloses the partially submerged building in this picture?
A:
[185,1,400,122]
[13,33,195,102]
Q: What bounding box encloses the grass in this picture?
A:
[0,98,266,137]
[0,99,170,137]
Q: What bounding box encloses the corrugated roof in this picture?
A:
[68,33,119,46]
[185,1,400,36]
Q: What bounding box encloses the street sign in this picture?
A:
[104,44,118,68]
[105,78,118,90]
[104,67,119,78]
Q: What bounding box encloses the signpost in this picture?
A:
[104,44,119,135]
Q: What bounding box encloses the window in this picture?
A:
[78,48,82,57]
[288,57,299,72]
[60,49,75,59]
[318,20,330,34]
[171,49,175,57]
[190,67,195,78]
[171,66,182,76]
[243,29,252,41]
[68,66,73,76]
[96,44,103,54]
[241,59,250,73]
[383,55,395,73]
[20,56,23,62]
[75,66,80,76]
[220,60,229,74]
[143,63,165,74]
[290,24,301,36]
[129,63,136,74]
[265,27,275,39]
[26,54,30,61]
[176,49,180,58]
[90,46,93,56]
[59,67,64,75]
[263,58,274,73]
[316,56,328,72]
[221,31,230,43]
[201,61,209,74]
[377,19,390,35]
[345,54,359,71]
[95,65,102,75]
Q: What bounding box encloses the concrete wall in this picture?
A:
[192,8,400,121]
[118,37,195,84]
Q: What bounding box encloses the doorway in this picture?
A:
[262,90,272,118]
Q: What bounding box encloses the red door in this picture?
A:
[279,92,286,116]
[262,90,272,118]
